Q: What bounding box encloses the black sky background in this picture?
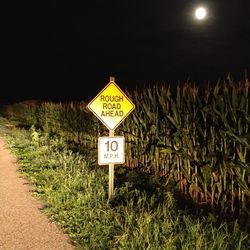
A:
[1,1,250,102]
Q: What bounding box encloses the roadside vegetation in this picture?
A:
[0,117,249,249]
[0,75,249,249]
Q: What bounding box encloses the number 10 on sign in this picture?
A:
[98,137,125,165]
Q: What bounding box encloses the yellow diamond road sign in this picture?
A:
[87,80,135,131]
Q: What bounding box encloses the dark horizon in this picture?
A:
[1,1,250,103]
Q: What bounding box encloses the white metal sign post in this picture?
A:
[87,76,135,200]
[98,136,125,199]
[108,130,115,199]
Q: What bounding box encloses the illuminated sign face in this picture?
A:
[98,136,125,165]
[87,81,135,130]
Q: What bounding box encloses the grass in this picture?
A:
[0,117,249,249]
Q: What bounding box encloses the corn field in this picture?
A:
[0,76,249,215]
[120,77,250,214]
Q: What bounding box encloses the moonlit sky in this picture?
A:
[1,1,250,102]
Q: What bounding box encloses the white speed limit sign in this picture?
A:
[98,136,125,165]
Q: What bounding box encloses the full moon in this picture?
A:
[195,7,207,20]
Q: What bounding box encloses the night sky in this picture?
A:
[1,1,250,102]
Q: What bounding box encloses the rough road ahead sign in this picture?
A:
[87,80,135,131]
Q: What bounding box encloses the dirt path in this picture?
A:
[0,137,76,250]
